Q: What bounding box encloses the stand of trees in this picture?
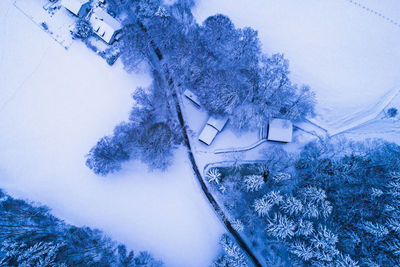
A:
[87,0,315,175]
[207,139,400,266]
[212,234,249,267]
[0,189,162,266]
[295,138,400,266]
[86,85,182,175]
[180,15,315,130]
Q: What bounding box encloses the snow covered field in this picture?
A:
[0,1,223,266]
[193,0,400,135]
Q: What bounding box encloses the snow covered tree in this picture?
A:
[253,191,283,217]
[360,221,389,238]
[86,136,130,176]
[138,122,177,170]
[302,202,320,219]
[310,226,338,250]
[271,172,292,183]
[119,23,148,72]
[386,218,400,233]
[295,219,314,237]
[207,168,221,184]
[0,241,66,267]
[300,186,327,204]
[298,186,332,219]
[72,19,92,39]
[295,139,400,266]
[265,213,296,239]
[335,253,358,267]
[371,187,384,198]
[289,241,314,261]
[213,234,249,267]
[87,82,182,175]
[386,239,400,257]
[387,107,398,118]
[231,219,244,232]
[134,251,164,266]
[243,175,264,192]
[252,54,315,123]
[280,196,303,216]
[0,190,163,266]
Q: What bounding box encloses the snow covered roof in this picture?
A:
[267,118,293,143]
[183,89,201,107]
[89,8,122,44]
[198,124,219,145]
[207,116,228,132]
[62,0,90,16]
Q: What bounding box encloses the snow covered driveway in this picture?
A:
[0,1,223,266]
[193,0,400,135]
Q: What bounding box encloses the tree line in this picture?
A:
[0,189,162,266]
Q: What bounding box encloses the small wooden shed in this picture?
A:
[267,118,293,143]
[183,89,201,107]
[199,116,228,145]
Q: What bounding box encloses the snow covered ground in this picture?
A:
[193,0,400,136]
[180,96,307,173]
[0,1,224,266]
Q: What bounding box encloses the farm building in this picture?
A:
[89,8,122,44]
[61,0,91,18]
[267,118,293,143]
[199,116,228,145]
[183,89,201,107]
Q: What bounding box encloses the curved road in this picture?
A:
[136,17,262,267]
[167,70,262,267]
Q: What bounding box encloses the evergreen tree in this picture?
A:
[289,241,314,261]
[0,241,66,267]
[253,191,282,217]
[265,213,296,239]
[206,168,222,184]
[295,219,314,237]
[360,221,389,238]
[213,234,249,267]
[243,175,264,192]
[280,196,303,216]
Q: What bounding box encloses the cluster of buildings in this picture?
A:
[61,1,293,147]
[183,89,293,146]
[61,0,122,44]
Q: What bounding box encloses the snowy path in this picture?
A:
[340,117,400,145]
[0,1,224,266]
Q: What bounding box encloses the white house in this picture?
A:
[62,0,91,18]
[267,118,293,143]
[183,89,201,107]
[89,8,122,44]
[199,116,228,145]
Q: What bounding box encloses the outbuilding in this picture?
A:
[199,116,228,145]
[267,118,293,143]
[89,8,122,44]
[62,0,91,18]
[183,89,201,107]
